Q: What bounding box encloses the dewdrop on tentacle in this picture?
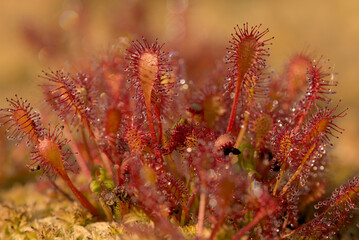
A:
[30,124,73,178]
[306,59,338,103]
[252,112,273,143]
[126,38,172,114]
[126,38,173,144]
[0,95,43,145]
[124,123,147,154]
[293,58,339,130]
[0,96,100,216]
[301,101,347,145]
[31,123,100,216]
[225,23,273,133]
[103,107,123,147]
[225,23,273,92]
[40,70,96,127]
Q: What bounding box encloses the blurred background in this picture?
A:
[0,0,358,185]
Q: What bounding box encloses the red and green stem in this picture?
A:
[231,207,272,240]
[59,171,100,217]
[226,77,242,133]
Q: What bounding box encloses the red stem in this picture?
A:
[281,183,359,239]
[83,117,113,178]
[145,104,164,170]
[146,106,158,145]
[63,125,91,181]
[209,208,227,240]
[154,107,163,144]
[60,171,100,217]
[197,191,206,239]
[226,79,242,133]
[231,208,269,240]
[186,186,198,213]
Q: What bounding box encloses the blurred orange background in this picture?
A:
[0,0,358,180]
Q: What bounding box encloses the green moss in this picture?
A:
[0,181,124,239]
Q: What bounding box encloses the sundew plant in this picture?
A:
[0,23,358,239]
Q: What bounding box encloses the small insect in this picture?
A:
[214,134,241,156]
[223,147,241,156]
[27,164,41,172]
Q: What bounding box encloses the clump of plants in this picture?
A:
[0,23,357,239]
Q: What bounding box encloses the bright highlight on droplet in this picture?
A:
[59,10,79,30]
